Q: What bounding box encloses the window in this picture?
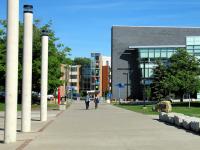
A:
[149,68,154,77]
[149,49,154,58]
[71,82,77,86]
[140,49,148,58]
[155,49,160,58]
[161,50,167,58]
[70,75,77,79]
[187,45,194,49]
[71,67,77,72]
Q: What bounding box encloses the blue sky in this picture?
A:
[1,0,200,58]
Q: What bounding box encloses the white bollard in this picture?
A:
[4,0,19,143]
[21,5,33,132]
[40,30,49,122]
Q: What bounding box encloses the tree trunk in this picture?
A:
[180,93,184,102]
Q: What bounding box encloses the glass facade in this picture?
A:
[80,65,91,93]
[186,36,200,60]
[139,36,200,86]
[139,47,177,85]
[91,53,101,92]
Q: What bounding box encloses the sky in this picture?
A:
[1,0,200,58]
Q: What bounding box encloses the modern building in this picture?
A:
[91,53,103,97]
[79,65,91,96]
[111,26,200,100]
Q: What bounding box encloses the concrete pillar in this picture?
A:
[40,30,49,122]
[4,0,19,143]
[21,5,33,132]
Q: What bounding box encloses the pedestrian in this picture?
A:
[85,94,90,110]
[94,95,99,109]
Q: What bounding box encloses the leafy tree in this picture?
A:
[0,20,7,91]
[73,57,91,66]
[152,48,200,102]
[166,48,200,101]
[151,61,168,101]
[0,19,72,95]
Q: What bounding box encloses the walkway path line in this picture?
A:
[24,101,200,150]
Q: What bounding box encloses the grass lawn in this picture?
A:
[116,103,200,118]
[0,102,69,111]
[117,105,159,115]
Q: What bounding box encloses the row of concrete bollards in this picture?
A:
[4,0,49,144]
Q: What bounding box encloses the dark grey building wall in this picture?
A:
[111,26,200,100]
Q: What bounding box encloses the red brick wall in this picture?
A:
[102,66,109,94]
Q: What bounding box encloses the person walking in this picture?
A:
[94,95,99,109]
[85,94,90,110]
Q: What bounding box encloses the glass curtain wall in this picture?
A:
[91,53,101,92]
[139,47,177,85]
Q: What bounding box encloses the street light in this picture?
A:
[142,58,149,107]
[123,72,128,101]
[70,65,73,101]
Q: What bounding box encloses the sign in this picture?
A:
[197,93,200,101]
[67,86,75,91]
[107,93,112,98]
[115,83,125,88]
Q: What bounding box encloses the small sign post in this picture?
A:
[115,83,125,103]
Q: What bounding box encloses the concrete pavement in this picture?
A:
[0,110,61,150]
[21,101,200,150]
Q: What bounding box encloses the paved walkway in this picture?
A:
[22,101,200,150]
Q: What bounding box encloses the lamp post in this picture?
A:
[123,72,128,101]
[142,58,149,107]
[70,65,73,101]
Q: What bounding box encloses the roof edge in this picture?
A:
[112,25,200,29]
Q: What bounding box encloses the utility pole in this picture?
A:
[4,0,19,143]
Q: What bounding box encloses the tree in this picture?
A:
[151,60,168,101]
[152,48,200,102]
[0,20,6,91]
[0,19,72,95]
[73,57,91,66]
[166,48,200,101]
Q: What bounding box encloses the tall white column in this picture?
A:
[40,31,49,122]
[4,0,19,144]
[21,5,33,132]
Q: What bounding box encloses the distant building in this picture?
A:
[91,53,103,97]
[59,64,69,97]
[102,56,111,97]
[60,55,112,98]
[69,65,81,93]
[80,65,91,96]
[112,26,200,100]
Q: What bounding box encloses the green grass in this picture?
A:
[0,102,70,111]
[116,103,200,118]
[117,104,159,115]
[172,107,200,118]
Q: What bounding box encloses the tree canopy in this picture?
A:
[152,48,200,101]
[0,19,72,94]
[73,57,91,66]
